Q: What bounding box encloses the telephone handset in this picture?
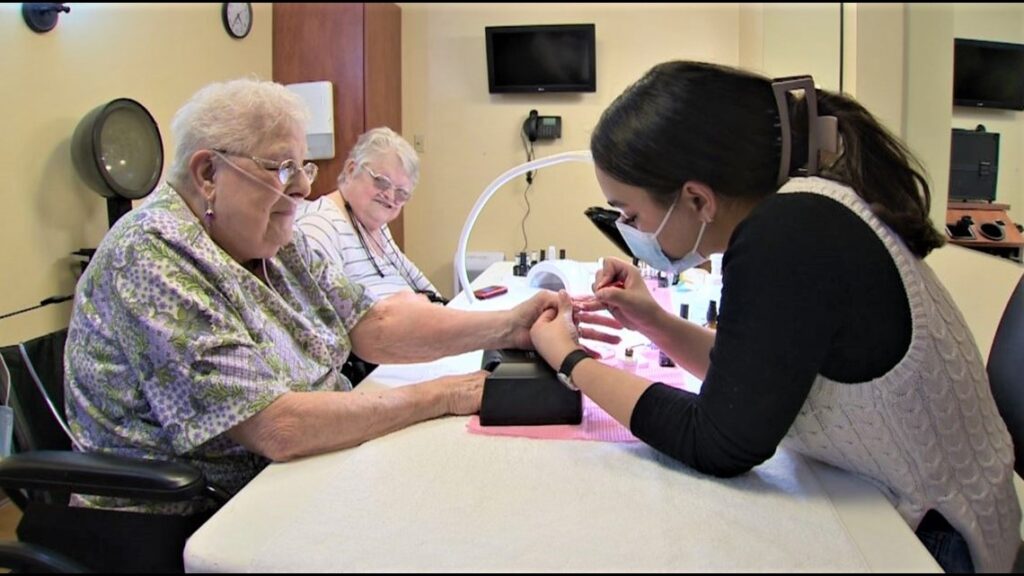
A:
[523,109,561,142]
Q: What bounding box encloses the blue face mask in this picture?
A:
[615,196,708,274]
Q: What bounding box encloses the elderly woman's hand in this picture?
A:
[506,290,560,350]
[430,370,489,415]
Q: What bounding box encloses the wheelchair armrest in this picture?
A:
[0,541,88,573]
[0,450,207,502]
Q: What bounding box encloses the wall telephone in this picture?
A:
[523,109,561,142]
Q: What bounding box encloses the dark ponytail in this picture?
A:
[811,91,945,257]
[592,60,945,258]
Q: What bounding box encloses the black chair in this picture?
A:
[341,351,378,387]
[986,273,1024,572]
[0,329,228,572]
[989,273,1024,478]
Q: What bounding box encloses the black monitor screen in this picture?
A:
[486,24,596,93]
[949,129,999,203]
[953,38,1024,110]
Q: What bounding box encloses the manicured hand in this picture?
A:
[570,297,623,344]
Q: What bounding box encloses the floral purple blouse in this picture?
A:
[65,184,376,514]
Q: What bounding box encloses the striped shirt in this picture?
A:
[295,196,439,300]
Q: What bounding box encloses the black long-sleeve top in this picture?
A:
[629,192,912,477]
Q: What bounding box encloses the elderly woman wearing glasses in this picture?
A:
[295,127,443,302]
[64,79,566,515]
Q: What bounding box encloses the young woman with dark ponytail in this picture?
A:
[529,61,1018,573]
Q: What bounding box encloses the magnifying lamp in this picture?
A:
[455,150,593,304]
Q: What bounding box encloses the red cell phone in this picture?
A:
[473,285,508,300]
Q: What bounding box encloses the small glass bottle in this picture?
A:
[705,300,719,330]
[621,347,638,373]
[514,251,529,277]
[657,271,669,288]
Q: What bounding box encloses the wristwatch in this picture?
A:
[557,349,591,391]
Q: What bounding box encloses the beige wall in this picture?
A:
[0,3,272,345]
[951,3,1024,224]
[761,3,841,91]
[904,3,955,223]
[401,2,846,297]
[846,4,906,135]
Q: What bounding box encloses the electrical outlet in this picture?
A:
[413,134,425,153]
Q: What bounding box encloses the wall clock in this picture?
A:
[222,3,252,39]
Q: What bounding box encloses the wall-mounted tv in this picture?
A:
[953,38,1024,111]
[485,24,596,94]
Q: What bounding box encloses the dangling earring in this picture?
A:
[203,186,216,226]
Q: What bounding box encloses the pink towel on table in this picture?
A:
[468,395,639,442]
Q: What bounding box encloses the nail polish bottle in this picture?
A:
[657,271,669,288]
[620,347,638,373]
[515,252,529,276]
[705,300,719,330]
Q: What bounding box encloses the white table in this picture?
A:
[184,262,941,572]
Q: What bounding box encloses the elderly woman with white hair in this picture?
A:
[63,79,568,517]
[295,127,442,302]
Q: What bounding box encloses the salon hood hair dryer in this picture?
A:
[71,98,164,229]
[68,98,163,273]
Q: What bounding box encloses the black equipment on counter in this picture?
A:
[479,349,582,426]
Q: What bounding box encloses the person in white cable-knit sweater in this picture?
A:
[529,60,1021,573]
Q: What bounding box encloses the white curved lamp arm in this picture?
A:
[455,150,594,303]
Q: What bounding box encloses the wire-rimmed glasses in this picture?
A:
[214,149,318,186]
[362,164,412,204]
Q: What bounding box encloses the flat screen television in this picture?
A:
[949,128,999,203]
[953,38,1024,110]
[485,24,596,93]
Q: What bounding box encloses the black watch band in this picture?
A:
[557,349,591,391]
